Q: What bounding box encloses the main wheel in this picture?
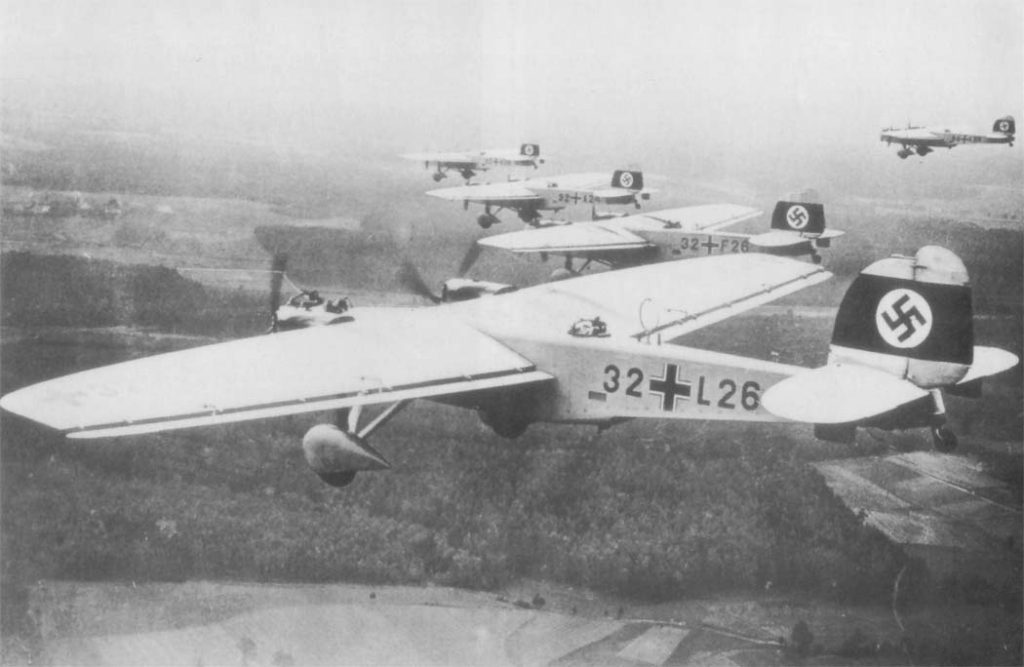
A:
[931,425,958,453]
[432,172,444,182]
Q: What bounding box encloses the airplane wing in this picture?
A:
[425,183,541,206]
[0,309,552,439]
[401,152,475,166]
[478,205,762,255]
[479,223,651,254]
[641,204,761,231]
[590,188,657,204]
[465,253,831,343]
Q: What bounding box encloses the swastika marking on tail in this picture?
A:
[523,144,536,156]
[998,120,1011,132]
[786,205,809,230]
[875,289,933,348]
[617,172,634,188]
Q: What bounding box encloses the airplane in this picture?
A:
[880,115,1015,159]
[1,246,1016,489]
[426,169,655,228]
[401,143,544,182]
[476,200,843,278]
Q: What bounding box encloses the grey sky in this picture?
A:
[3,0,1021,158]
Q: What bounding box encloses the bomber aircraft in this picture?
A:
[880,115,1015,159]
[476,200,843,278]
[426,169,654,228]
[1,247,1016,489]
[402,143,544,182]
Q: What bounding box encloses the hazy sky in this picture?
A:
[2,0,1021,159]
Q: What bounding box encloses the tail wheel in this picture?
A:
[931,425,958,453]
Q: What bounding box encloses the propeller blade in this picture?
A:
[457,242,483,278]
[398,260,441,304]
[269,252,288,332]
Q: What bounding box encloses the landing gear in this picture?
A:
[432,171,445,182]
[301,402,409,487]
[459,168,477,181]
[928,389,957,452]
[477,205,500,228]
[811,251,822,265]
[897,148,912,159]
[915,145,932,156]
[931,425,958,453]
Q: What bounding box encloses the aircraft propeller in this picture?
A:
[456,242,483,277]
[397,260,442,304]
[268,252,288,333]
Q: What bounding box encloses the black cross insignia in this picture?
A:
[648,363,691,412]
[700,238,719,254]
[881,294,927,342]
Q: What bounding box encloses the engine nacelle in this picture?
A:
[302,424,390,487]
[441,278,516,303]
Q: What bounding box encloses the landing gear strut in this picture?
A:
[928,389,957,452]
[301,401,409,487]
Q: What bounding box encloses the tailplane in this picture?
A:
[762,246,1018,450]
[611,169,644,190]
[750,200,842,260]
[520,143,541,159]
[993,116,1015,136]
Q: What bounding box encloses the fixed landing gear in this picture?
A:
[432,171,446,182]
[897,148,912,159]
[301,402,409,487]
[811,251,822,265]
[931,425,958,453]
[477,213,500,228]
[928,389,957,452]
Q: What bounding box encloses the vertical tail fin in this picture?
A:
[520,143,540,157]
[830,246,973,388]
[992,116,1015,135]
[611,170,643,190]
[771,201,825,235]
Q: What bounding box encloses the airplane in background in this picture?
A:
[402,143,544,182]
[476,200,843,278]
[880,115,1015,159]
[1,247,1015,488]
[426,169,655,228]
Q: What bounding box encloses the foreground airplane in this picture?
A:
[880,116,1015,159]
[402,143,544,182]
[3,247,1017,488]
[477,200,843,276]
[427,169,654,227]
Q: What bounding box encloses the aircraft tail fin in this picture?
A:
[829,246,973,388]
[611,169,643,190]
[520,143,540,158]
[749,201,842,258]
[763,246,1017,439]
[993,116,1015,135]
[770,201,825,235]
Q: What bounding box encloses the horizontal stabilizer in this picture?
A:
[750,230,813,249]
[762,364,928,424]
[957,346,1020,385]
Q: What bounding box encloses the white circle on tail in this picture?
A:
[999,120,1010,132]
[523,144,536,156]
[786,205,809,230]
[875,288,933,349]
[618,172,634,188]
